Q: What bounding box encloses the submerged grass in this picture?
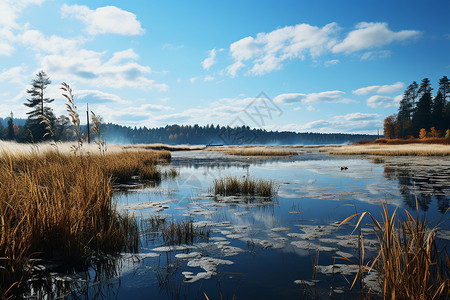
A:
[339,201,449,299]
[212,176,278,197]
[0,149,170,297]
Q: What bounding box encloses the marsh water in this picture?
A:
[28,148,450,299]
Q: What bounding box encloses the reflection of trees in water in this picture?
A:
[383,166,449,213]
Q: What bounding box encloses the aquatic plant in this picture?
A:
[212,176,278,197]
[371,157,385,163]
[160,219,210,245]
[339,201,449,299]
[0,149,170,297]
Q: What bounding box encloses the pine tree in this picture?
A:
[7,112,15,140]
[24,70,55,141]
[431,92,445,132]
[438,76,449,103]
[412,78,433,136]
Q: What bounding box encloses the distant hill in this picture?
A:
[0,117,27,127]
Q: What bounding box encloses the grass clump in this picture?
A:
[212,176,278,197]
[339,201,449,299]
[0,149,170,297]
[371,157,385,164]
[160,219,210,245]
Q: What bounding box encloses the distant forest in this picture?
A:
[0,70,378,145]
[95,123,378,145]
[384,76,450,139]
[0,118,378,145]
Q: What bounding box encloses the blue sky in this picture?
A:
[0,0,449,134]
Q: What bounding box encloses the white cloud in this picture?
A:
[281,112,381,134]
[20,29,84,54]
[41,49,168,90]
[332,22,421,53]
[225,22,420,76]
[360,50,391,61]
[324,59,339,67]
[353,82,404,95]
[227,61,245,77]
[75,89,131,104]
[228,22,339,76]
[189,77,198,83]
[61,4,144,36]
[274,91,355,105]
[367,95,402,108]
[201,48,217,70]
[0,66,27,84]
[0,0,46,55]
[204,75,214,81]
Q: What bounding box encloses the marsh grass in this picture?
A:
[212,176,278,197]
[321,144,450,156]
[160,219,210,245]
[206,146,298,157]
[339,201,449,299]
[371,157,386,164]
[0,149,170,297]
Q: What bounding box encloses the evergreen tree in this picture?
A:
[412,78,433,136]
[431,92,445,132]
[7,112,15,140]
[438,76,449,103]
[24,71,55,141]
[407,81,419,119]
[397,89,413,138]
[0,119,4,139]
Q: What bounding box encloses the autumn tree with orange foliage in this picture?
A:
[419,128,427,139]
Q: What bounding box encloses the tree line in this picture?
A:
[384,76,450,139]
[1,70,378,145]
[0,71,73,142]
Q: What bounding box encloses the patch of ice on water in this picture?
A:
[271,227,290,232]
[175,252,201,259]
[183,257,234,283]
[291,240,338,252]
[315,264,359,275]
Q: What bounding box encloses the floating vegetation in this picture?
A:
[339,201,449,299]
[212,176,278,197]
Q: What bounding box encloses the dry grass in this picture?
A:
[0,149,170,297]
[339,201,449,299]
[123,144,206,151]
[356,138,450,145]
[206,146,298,156]
[320,144,450,156]
[212,176,278,197]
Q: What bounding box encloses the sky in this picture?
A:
[0,0,449,134]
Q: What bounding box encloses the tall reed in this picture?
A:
[0,149,169,297]
[339,201,449,299]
